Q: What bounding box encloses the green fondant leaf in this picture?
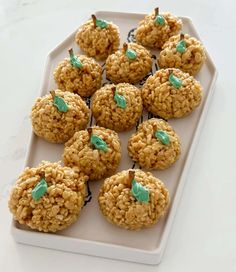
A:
[169,73,182,89]
[53,96,69,113]
[96,18,108,29]
[155,130,170,145]
[91,134,108,152]
[155,15,165,26]
[125,48,137,60]
[114,92,126,109]
[32,178,48,201]
[176,39,186,53]
[131,179,150,203]
[70,55,83,69]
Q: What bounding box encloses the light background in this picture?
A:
[0,0,235,271]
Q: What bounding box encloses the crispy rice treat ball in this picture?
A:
[75,14,120,60]
[128,118,181,169]
[98,169,170,230]
[54,51,102,97]
[91,83,143,132]
[8,161,87,233]
[158,33,206,75]
[31,90,90,143]
[135,8,182,49]
[106,42,152,84]
[63,126,121,181]
[142,68,203,119]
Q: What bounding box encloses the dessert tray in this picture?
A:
[11,11,217,265]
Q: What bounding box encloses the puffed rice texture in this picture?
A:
[106,42,152,84]
[142,68,203,119]
[135,11,182,49]
[8,161,87,233]
[158,34,206,75]
[31,90,90,143]
[128,118,181,169]
[63,126,121,181]
[54,55,102,97]
[91,83,143,132]
[98,169,170,230]
[75,18,120,60]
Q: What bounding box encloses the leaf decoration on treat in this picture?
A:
[125,48,137,60]
[114,91,127,109]
[155,130,170,145]
[32,174,48,201]
[169,73,182,89]
[91,134,108,152]
[131,179,150,203]
[96,18,108,29]
[176,34,187,53]
[52,93,69,113]
[154,7,165,26]
[69,48,83,69]
[155,15,165,26]
[176,39,186,53]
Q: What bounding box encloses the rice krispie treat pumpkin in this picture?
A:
[63,126,121,181]
[8,161,87,233]
[31,89,89,143]
[75,14,120,60]
[128,118,181,169]
[98,169,169,230]
[158,33,206,75]
[142,68,203,119]
[106,42,152,84]
[54,48,102,97]
[91,83,143,132]
[135,7,182,49]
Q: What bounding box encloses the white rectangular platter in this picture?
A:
[11,11,217,265]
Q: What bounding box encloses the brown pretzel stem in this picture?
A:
[153,124,157,135]
[154,7,159,17]
[68,48,74,57]
[50,90,56,99]
[123,42,128,52]
[111,86,116,96]
[180,33,185,40]
[91,14,96,28]
[87,127,93,138]
[39,171,45,180]
[126,170,135,188]
[168,69,173,76]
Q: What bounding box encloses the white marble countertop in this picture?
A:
[0,0,235,271]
